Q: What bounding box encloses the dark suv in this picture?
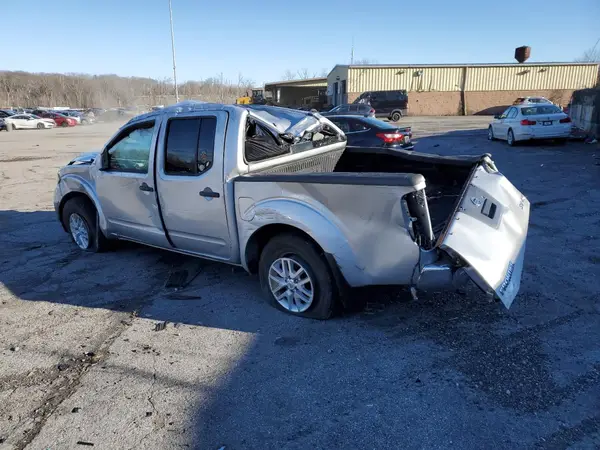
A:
[354,90,408,121]
[321,103,375,117]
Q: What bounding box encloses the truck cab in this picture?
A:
[55,102,529,319]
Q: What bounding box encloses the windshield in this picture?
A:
[521,105,562,115]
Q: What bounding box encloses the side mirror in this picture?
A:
[493,114,501,119]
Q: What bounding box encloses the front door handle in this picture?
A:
[199,187,220,198]
[139,182,154,192]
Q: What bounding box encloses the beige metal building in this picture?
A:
[326,63,600,115]
[263,77,327,107]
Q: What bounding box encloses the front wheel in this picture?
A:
[259,234,335,319]
[390,111,402,122]
[61,197,108,252]
[507,129,516,146]
[37,122,45,129]
[487,125,496,141]
[61,121,68,127]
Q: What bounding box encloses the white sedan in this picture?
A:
[488,104,571,146]
[5,114,55,130]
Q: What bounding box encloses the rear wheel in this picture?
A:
[61,121,68,127]
[390,111,402,122]
[36,122,45,129]
[61,197,108,252]
[259,234,335,319]
[507,129,516,146]
[488,125,496,141]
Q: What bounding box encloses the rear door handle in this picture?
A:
[199,187,220,198]
[139,182,154,192]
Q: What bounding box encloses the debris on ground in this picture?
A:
[9,346,19,352]
[146,411,153,417]
[76,441,94,446]
[154,321,168,332]
[72,407,81,413]
[57,363,69,371]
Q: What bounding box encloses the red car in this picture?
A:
[39,112,77,127]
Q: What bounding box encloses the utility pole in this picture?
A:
[168,0,179,103]
[350,36,354,64]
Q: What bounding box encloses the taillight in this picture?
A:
[559,117,571,123]
[376,132,404,143]
[520,119,536,126]
[370,108,375,114]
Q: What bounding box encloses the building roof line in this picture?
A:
[332,62,599,70]
[264,77,327,87]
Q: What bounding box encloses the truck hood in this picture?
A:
[68,151,100,165]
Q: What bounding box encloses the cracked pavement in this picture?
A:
[1,118,599,449]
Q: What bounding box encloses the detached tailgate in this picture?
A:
[441,162,529,308]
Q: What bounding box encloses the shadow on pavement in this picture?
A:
[1,129,600,448]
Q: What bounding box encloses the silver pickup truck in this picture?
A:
[54,102,529,319]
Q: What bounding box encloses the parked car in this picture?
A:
[354,90,408,121]
[488,104,571,146]
[512,97,553,106]
[0,118,6,131]
[5,114,55,130]
[327,115,413,150]
[54,101,529,319]
[321,103,375,117]
[39,112,77,127]
[60,111,82,124]
[0,109,14,118]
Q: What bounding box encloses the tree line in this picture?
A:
[0,71,256,108]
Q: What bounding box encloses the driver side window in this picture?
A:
[107,121,155,173]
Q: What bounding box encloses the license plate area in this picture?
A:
[542,121,552,126]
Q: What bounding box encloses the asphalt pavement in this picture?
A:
[1,117,599,449]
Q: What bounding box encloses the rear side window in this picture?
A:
[330,118,350,133]
[165,117,216,175]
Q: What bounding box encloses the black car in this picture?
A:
[327,115,413,150]
[0,109,14,118]
[0,118,6,131]
[321,103,374,117]
[354,90,408,122]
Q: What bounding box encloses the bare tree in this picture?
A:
[0,70,257,108]
[296,68,311,79]
[353,58,378,65]
[575,38,600,62]
[282,69,296,81]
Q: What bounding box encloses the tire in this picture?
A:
[390,111,402,122]
[37,122,45,129]
[487,125,496,141]
[61,197,108,252]
[11,124,16,130]
[61,121,68,127]
[259,233,335,319]
[507,129,516,146]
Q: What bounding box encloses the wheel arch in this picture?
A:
[57,175,106,233]
[245,223,352,306]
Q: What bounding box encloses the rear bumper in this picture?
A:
[516,128,571,140]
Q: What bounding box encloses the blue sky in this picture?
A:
[3,0,599,85]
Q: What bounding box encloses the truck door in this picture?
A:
[155,110,232,260]
[95,119,170,248]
